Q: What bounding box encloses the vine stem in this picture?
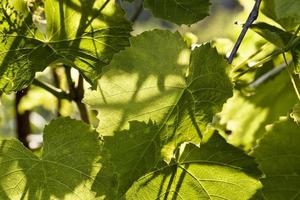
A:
[228,0,262,64]
[249,62,287,88]
[52,68,62,116]
[33,69,90,123]
[65,67,90,124]
[32,79,72,100]
[282,53,300,101]
[15,88,30,148]
[75,75,90,124]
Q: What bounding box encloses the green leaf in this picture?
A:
[292,40,300,74]
[220,70,299,150]
[84,30,233,161]
[0,0,36,92]
[0,0,131,93]
[251,22,293,48]
[125,132,262,200]
[144,0,211,25]
[103,120,161,196]
[261,0,300,30]
[0,117,112,200]
[253,117,300,200]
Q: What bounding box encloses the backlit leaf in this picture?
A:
[125,132,262,200]
[253,117,300,200]
[0,0,131,93]
[0,117,113,200]
[261,0,300,30]
[84,30,233,161]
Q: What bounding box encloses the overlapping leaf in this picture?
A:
[84,30,233,161]
[251,22,293,48]
[0,0,36,92]
[253,117,300,200]
[0,117,112,200]
[0,0,131,93]
[261,0,300,30]
[125,132,262,200]
[220,70,298,150]
[103,120,161,196]
[144,0,211,25]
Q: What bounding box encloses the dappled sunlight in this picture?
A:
[177,49,191,66]
[220,71,299,150]
[124,133,262,199]
[84,30,190,135]
[0,0,131,93]
[84,39,233,170]
[0,118,105,199]
[2,0,297,198]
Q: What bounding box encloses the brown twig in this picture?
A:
[52,68,62,116]
[65,67,90,124]
[15,88,30,148]
[32,79,71,100]
[228,0,262,64]
[75,75,90,124]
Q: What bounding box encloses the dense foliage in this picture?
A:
[0,0,299,199]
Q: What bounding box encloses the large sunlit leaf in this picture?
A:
[0,0,131,93]
[253,117,300,200]
[144,0,211,25]
[84,30,233,161]
[261,0,300,30]
[125,132,262,200]
[0,117,112,200]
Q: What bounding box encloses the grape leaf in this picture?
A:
[251,22,293,48]
[0,117,112,200]
[0,0,131,93]
[220,70,298,150]
[125,132,262,200]
[253,117,300,200]
[84,30,233,161]
[144,0,211,25]
[103,120,161,196]
[0,0,36,92]
[261,0,300,30]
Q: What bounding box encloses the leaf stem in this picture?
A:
[232,42,268,73]
[249,62,287,88]
[32,79,72,100]
[228,0,262,64]
[283,53,300,101]
[233,48,282,79]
